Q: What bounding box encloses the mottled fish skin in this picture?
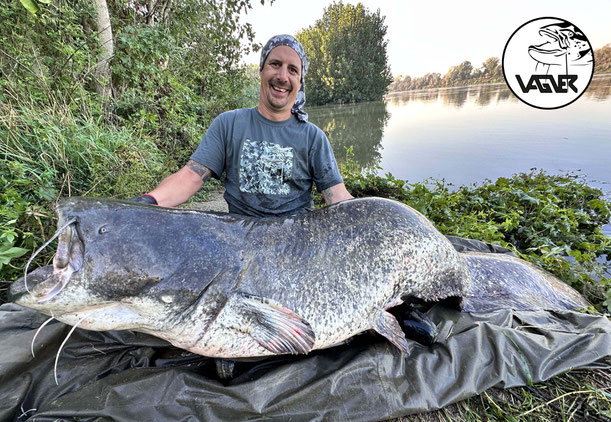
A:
[460,252,590,312]
[10,197,589,358]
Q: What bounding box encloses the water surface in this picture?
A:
[308,75,611,196]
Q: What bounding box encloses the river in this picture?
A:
[308,74,610,193]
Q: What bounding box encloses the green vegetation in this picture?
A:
[2,0,609,315]
[390,57,503,92]
[1,2,608,419]
[329,154,611,420]
[594,44,611,73]
[391,44,611,92]
[296,1,392,105]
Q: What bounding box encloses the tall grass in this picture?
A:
[0,99,166,283]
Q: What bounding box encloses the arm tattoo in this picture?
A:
[187,160,212,182]
[322,187,333,204]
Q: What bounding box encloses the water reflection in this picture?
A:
[306,74,610,182]
[386,73,610,108]
[585,74,611,100]
[387,83,515,108]
[307,101,390,170]
[306,75,610,237]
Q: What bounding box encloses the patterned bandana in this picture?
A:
[259,34,309,122]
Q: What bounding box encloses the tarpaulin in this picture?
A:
[1,237,609,421]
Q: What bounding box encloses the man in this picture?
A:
[133,34,352,215]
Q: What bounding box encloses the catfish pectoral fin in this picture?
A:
[399,306,438,346]
[371,310,410,354]
[235,293,315,355]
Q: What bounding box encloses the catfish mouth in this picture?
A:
[21,218,85,304]
[528,28,571,61]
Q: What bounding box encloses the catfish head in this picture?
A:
[528,22,592,67]
[10,197,240,334]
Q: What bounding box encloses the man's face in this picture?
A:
[258,45,302,120]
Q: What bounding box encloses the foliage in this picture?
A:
[315,151,611,312]
[0,104,166,281]
[390,56,503,92]
[107,0,262,165]
[0,0,99,107]
[296,1,392,105]
[594,43,611,74]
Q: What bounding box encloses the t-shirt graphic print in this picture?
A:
[239,139,294,195]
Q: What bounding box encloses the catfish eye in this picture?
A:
[99,226,110,234]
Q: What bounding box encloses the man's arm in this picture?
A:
[321,183,353,206]
[147,160,213,207]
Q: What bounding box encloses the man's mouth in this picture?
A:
[271,84,290,94]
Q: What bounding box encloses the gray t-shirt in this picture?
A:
[190,107,343,217]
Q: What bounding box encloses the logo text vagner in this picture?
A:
[515,75,578,93]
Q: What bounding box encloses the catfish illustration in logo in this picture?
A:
[528,21,593,74]
[503,17,594,109]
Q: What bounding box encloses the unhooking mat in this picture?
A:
[0,237,609,421]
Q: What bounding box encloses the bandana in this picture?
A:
[259,34,309,122]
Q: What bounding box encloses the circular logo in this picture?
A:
[502,17,594,109]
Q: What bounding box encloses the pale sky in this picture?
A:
[240,0,611,77]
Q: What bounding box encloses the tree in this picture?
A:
[481,57,500,78]
[442,61,473,86]
[296,2,392,105]
[94,0,114,100]
[594,44,611,73]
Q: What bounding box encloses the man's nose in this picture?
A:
[276,65,289,82]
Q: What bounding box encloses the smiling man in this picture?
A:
[134,34,352,216]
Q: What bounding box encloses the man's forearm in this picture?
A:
[148,160,211,207]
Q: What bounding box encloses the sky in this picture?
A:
[240,0,611,78]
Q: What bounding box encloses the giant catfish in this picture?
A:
[10,197,589,358]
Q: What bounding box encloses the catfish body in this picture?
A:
[11,197,588,358]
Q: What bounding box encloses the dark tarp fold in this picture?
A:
[1,237,609,421]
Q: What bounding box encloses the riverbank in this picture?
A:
[185,179,611,421]
[190,188,228,213]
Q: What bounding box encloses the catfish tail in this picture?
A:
[459,252,590,312]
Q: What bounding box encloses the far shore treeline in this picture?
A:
[389,44,611,92]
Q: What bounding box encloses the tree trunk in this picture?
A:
[94,0,114,100]
[145,0,171,27]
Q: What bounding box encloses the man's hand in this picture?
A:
[128,194,158,205]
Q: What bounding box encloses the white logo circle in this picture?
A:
[502,17,594,109]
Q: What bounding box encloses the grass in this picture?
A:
[391,362,611,421]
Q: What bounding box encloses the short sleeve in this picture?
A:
[190,115,227,179]
[310,130,344,192]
